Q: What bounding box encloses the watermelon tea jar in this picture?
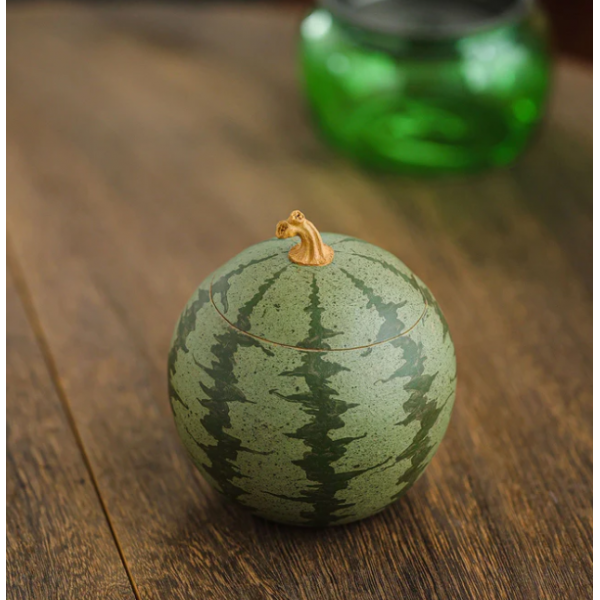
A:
[168,212,457,526]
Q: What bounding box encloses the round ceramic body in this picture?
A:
[299,0,551,174]
[168,234,456,526]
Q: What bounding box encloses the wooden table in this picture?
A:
[7,4,592,599]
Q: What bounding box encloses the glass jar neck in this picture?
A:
[334,13,531,58]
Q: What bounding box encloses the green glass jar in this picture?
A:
[300,0,551,174]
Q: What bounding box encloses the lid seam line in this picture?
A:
[209,280,429,353]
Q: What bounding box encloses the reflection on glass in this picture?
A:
[300,2,551,174]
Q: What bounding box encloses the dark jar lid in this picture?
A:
[319,0,534,40]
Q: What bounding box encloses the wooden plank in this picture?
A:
[7,5,592,599]
[6,271,136,600]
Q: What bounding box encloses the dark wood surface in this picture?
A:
[7,4,592,599]
[6,270,136,600]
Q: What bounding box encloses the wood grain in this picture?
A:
[6,271,136,600]
[7,4,592,599]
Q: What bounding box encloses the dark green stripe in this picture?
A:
[417,286,450,341]
[329,237,363,247]
[168,289,210,412]
[193,264,288,503]
[386,334,449,502]
[348,252,419,289]
[212,252,280,314]
[350,252,450,340]
[346,251,453,498]
[193,331,273,503]
[234,265,290,331]
[339,267,407,342]
[389,389,453,501]
[268,275,389,526]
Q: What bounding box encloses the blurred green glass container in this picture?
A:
[300,0,551,174]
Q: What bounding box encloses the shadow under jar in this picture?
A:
[300,0,551,174]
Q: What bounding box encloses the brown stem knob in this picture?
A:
[276,211,334,266]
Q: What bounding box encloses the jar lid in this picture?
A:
[210,211,427,351]
[319,0,533,40]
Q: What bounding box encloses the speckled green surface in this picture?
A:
[168,234,456,526]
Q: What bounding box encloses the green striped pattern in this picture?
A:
[168,234,456,526]
[210,234,426,350]
[267,276,392,525]
[167,288,210,412]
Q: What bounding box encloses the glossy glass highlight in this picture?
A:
[300,4,551,174]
